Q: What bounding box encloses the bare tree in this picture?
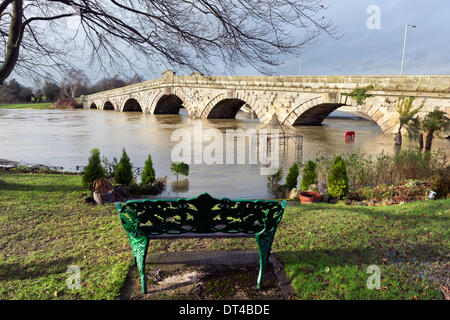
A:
[129,73,143,85]
[61,68,88,99]
[0,0,338,85]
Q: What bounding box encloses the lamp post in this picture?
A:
[400,24,416,76]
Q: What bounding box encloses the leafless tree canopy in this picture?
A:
[0,0,337,84]
[61,67,88,99]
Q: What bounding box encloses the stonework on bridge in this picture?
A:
[83,71,450,133]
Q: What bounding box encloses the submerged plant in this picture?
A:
[171,162,189,180]
[267,167,284,185]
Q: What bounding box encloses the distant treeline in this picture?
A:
[0,73,143,104]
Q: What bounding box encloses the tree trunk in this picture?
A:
[419,132,424,149]
[394,129,402,146]
[425,131,434,150]
[0,0,24,84]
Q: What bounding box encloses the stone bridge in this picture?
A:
[83,71,450,133]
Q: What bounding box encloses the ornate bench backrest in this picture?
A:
[117,193,286,237]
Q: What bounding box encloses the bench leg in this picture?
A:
[129,234,149,294]
[255,232,275,290]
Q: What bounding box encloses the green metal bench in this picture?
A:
[116,193,286,294]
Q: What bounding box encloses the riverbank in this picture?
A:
[0,172,448,299]
[0,103,53,109]
[0,159,71,174]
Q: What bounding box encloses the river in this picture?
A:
[1,108,448,199]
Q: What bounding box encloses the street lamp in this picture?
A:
[400,24,416,76]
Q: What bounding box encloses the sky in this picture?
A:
[12,0,450,86]
[245,0,450,76]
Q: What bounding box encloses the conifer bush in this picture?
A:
[141,154,156,185]
[286,163,299,189]
[300,160,317,191]
[115,149,134,186]
[327,156,349,199]
[82,148,105,189]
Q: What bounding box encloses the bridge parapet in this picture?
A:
[85,74,450,100]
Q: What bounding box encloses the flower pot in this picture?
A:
[93,190,114,205]
[299,191,322,204]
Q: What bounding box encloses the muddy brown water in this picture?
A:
[1,108,448,199]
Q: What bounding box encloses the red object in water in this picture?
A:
[345,131,355,141]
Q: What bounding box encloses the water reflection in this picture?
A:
[171,179,190,194]
[0,108,448,199]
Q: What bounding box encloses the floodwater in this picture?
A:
[0,108,448,199]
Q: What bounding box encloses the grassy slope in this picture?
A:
[276,202,449,299]
[0,173,130,299]
[0,103,53,109]
[0,172,448,299]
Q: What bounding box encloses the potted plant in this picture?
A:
[299,191,322,204]
[299,161,321,204]
[92,178,114,205]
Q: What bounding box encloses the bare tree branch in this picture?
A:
[0,0,338,84]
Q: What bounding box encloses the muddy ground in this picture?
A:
[120,250,295,300]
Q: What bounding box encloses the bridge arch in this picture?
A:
[208,98,246,118]
[102,101,115,111]
[283,94,399,133]
[200,92,263,120]
[148,88,195,116]
[90,103,98,109]
[292,103,346,125]
[154,94,184,114]
[121,98,143,112]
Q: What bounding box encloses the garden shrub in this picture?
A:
[82,148,105,189]
[300,160,317,191]
[115,149,134,186]
[286,163,299,189]
[141,154,156,185]
[312,148,447,191]
[431,167,450,199]
[353,180,432,204]
[102,156,118,178]
[327,156,349,199]
[392,148,432,181]
[267,167,283,185]
[127,182,140,195]
[341,153,374,190]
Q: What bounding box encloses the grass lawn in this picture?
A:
[0,103,53,109]
[0,172,448,300]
